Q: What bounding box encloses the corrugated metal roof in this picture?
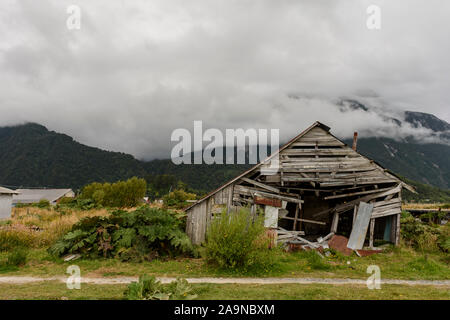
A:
[0,186,19,195]
[13,189,73,204]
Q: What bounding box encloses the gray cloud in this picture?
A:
[0,0,449,159]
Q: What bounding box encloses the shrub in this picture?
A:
[80,177,147,208]
[0,227,34,251]
[400,212,440,251]
[36,199,51,209]
[6,247,29,267]
[205,208,272,270]
[300,250,332,271]
[406,256,448,277]
[48,206,193,260]
[163,189,197,209]
[124,275,197,300]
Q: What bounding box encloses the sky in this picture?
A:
[0,0,449,160]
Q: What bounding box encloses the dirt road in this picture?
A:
[0,276,449,286]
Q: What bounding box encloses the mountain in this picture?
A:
[404,111,450,132]
[0,123,146,189]
[336,99,450,189]
[0,106,449,194]
[345,137,450,189]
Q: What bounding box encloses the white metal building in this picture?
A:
[0,187,19,219]
[13,188,75,205]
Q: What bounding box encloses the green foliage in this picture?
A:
[401,211,441,251]
[145,173,205,200]
[15,199,51,209]
[205,208,274,270]
[406,256,448,276]
[0,247,29,272]
[346,136,450,190]
[48,207,193,260]
[124,275,197,300]
[6,247,29,267]
[79,177,146,208]
[299,250,332,271]
[0,229,33,251]
[163,189,197,209]
[403,179,450,203]
[2,123,450,199]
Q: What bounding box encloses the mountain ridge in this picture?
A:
[0,108,449,191]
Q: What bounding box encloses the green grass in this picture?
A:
[0,281,448,300]
[0,244,449,281]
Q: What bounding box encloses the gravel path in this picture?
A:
[0,276,449,286]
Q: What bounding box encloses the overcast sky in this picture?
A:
[0,0,449,160]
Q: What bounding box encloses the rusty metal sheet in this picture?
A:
[254,196,282,207]
[328,235,353,256]
[347,202,374,250]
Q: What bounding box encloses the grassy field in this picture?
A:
[403,203,450,210]
[0,244,449,281]
[0,281,448,300]
[0,206,449,300]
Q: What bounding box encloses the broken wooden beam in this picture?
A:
[240,177,280,194]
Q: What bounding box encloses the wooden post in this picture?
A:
[395,213,400,245]
[250,204,256,222]
[331,211,339,233]
[293,203,299,231]
[389,215,396,243]
[352,132,358,151]
[369,218,375,248]
[226,186,233,213]
[352,205,358,227]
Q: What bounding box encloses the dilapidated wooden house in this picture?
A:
[185,122,413,249]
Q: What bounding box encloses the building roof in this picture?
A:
[13,188,73,204]
[0,186,19,195]
[185,121,413,211]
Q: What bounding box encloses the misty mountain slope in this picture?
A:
[404,111,450,132]
[0,118,449,192]
[345,137,450,189]
[0,123,146,189]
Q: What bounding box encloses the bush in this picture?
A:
[36,199,51,209]
[48,207,193,260]
[124,275,197,300]
[205,208,273,270]
[15,199,51,209]
[6,247,28,267]
[79,177,147,208]
[0,227,34,251]
[401,211,441,251]
[163,189,197,209]
[300,250,332,271]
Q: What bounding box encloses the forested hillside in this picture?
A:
[0,122,449,203]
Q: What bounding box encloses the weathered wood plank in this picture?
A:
[293,204,299,230]
[240,177,280,193]
[347,202,374,250]
[324,186,393,200]
[279,167,376,173]
[371,207,402,218]
[282,149,357,156]
[234,185,303,204]
[395,213,401,245]
[281,216,326,225]
[331,211,339,233]
[291,141,345,147]
[319,179,397,187]
[369,218,375,248]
